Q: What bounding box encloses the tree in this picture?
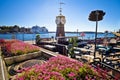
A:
[68,37,78,58]
[35,34,41,45]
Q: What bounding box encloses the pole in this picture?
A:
[94,11,99,59]
[76,29,78,37]
[23,27,25,41]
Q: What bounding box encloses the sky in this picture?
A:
[0,0,120,32]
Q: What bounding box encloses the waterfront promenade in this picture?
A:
[0,38,120,79]
[24,40,35,44]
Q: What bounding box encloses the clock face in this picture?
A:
[55,17,61,24]
[61,17,66,24]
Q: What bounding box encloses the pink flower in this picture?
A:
[18,76,25,80]
[2,40,40,56]
[68,72,76,78]
[14,56,109,80]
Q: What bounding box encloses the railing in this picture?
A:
[92,57,120,79]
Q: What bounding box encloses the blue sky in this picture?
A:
[0,0,120,32]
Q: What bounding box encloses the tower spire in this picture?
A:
[59,2,64,15]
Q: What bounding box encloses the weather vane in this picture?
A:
[59,2,65,15]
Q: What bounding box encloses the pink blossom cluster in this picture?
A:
[0,39,21,47]
[0,39,40,56]
[9,42,40,55]
[14,56,109,80]
[0,39,5,48]
[0,39,5,45]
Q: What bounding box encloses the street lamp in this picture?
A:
[22,27,25,41]
[88,10,105,59]
[77,29,78,37]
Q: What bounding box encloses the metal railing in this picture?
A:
[92,57,120,79]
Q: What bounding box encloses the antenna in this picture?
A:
[59,2,65,15]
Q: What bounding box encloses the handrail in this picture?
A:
[105,53,120,57]
[99,62,120,73]
[92,60,120,79]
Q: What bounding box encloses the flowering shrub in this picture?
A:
[0,39,5,45]
[14,56,109,80]
[9,42,40,55]
[0,39,5,50]
[0,39,21,47]
[1,39,40,56]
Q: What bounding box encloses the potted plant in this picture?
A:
[68,37,78,58]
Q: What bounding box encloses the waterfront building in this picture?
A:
[19,27,26,33]
[31,25,48,33]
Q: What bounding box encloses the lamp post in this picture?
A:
[77,29,78,37]
[94,11,99,59]
[22,27,25,41]
[88,10,105,59]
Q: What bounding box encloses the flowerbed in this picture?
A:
[13,56,109,80]
[0,39,40,57]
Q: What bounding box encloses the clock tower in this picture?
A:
[56,2,66,37]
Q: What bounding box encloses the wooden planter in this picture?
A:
[4,51,42,66]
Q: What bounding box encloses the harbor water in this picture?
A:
[0,32,115,41]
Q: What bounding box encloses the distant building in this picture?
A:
[31,25,48,33]
[26,28,31,33]
[19,27,31,33]
[19,27,26,33]
[12,25,19,32]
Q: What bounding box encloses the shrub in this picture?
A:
[1,39,40,57]
[14,56,109,80]
[35,34,41,45]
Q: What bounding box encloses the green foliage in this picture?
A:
[0,25,20,33]
[35,34,41,45]
[68,37,78,57]
[68,37,78,47]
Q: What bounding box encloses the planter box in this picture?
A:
[4,51,42,66]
